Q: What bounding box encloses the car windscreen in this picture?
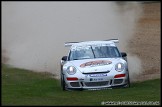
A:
[68,45,121,61]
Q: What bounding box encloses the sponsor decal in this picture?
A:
[80,60,112,68]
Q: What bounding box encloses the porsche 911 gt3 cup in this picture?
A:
[60,39,130,91]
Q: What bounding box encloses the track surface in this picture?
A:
[128,3,160,81]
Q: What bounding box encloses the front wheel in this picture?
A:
[61,73,66,91]
[125,71,130,88]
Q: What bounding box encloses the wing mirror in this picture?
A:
[62,56,67,61]
[121,52,127,57]
[121,52,127,61]
[61,56,67,64]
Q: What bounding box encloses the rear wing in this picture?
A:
[64,42,79,47]
[104,39,119,43]
[64,39,119,47]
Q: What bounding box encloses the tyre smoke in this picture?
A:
[2,2,142,80]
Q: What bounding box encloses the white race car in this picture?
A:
[60,39,130,91]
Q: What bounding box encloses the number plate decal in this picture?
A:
[89,74,107,77]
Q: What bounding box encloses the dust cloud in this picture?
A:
[2,2,143,80]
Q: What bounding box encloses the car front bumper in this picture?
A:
[64,73,128,90]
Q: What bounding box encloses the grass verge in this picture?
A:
[2,64,160,106]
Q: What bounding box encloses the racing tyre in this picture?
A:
[61,73,67,91]
[125,72,130,88]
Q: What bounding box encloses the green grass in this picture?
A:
[2,64,161,106]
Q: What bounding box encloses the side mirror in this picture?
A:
[60,56,67,71]
[121,52,127,61]
[121,52,127,57]
[62,56,67,61]
[61,56,67,65]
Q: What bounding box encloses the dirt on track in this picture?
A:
[128,2,160,82]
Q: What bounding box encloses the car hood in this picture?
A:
[66,58,125,73]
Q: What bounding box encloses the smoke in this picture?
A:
[2,2,142,80]
[127,54,142,82]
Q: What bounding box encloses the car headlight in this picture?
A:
[115,63,125,72]
[67,66,77,75]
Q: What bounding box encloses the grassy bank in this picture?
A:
[2,64,160,106]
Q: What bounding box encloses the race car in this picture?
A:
[60,39,130,91]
